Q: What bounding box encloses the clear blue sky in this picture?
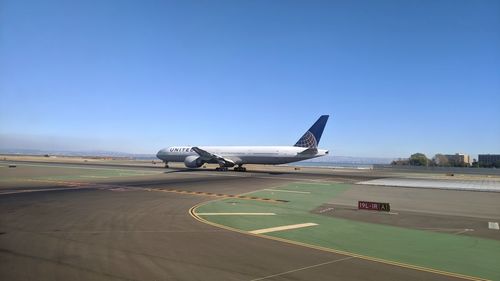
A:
[1,0,499,157]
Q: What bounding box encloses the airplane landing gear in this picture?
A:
[215,167,229,171]
[234,165,246,172]
[164,162,169,168]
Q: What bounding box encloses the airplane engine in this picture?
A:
[184,155,204,168]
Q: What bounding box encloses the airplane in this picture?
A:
[156,115,330,171]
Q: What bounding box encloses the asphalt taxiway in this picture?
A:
[1,158,499,281]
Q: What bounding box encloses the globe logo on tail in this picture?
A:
[294,131,317,148]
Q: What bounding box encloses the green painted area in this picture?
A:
[36,169,159,181]
[196,183,500,280]
[0,164,160,182]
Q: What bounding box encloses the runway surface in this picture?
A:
[358,177,500,192]
[1,159,498,281]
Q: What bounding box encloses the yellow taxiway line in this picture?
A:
[146,188,289,203]
[197,213,276,216]
[189,202,490,281]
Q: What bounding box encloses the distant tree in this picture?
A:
[391,158,409,166]
[428,158,438,167]
[409,153,429,166]
[433,154,449,167]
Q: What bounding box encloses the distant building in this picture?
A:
[478,154,500,166]
[444,153,471,165]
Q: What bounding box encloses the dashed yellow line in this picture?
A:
[21,179,142,191]
[25,179,89,187]
[189,203,490,281]
[4,180,289,203]
[145,188,288,203]
[0,186,91,195]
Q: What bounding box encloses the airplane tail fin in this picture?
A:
[294,115,329,148]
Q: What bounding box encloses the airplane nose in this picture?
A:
[156,149,165,159]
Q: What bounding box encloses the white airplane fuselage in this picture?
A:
[157,115,330,170]
[156,146,329,166]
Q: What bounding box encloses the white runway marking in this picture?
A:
[196,213,276,216]
[250,223,318,234]
[296,182,333,186]
[357,178,500,192]
[454,229,474,235]
[250,257,354,281]
[488,222,499,230]
[263,189,310,194]
[418,227,473,232]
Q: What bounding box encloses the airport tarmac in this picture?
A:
[1,158,499,281]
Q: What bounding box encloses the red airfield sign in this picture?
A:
[358,201,391,212]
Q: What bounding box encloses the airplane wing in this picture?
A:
[192,147,235,167]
